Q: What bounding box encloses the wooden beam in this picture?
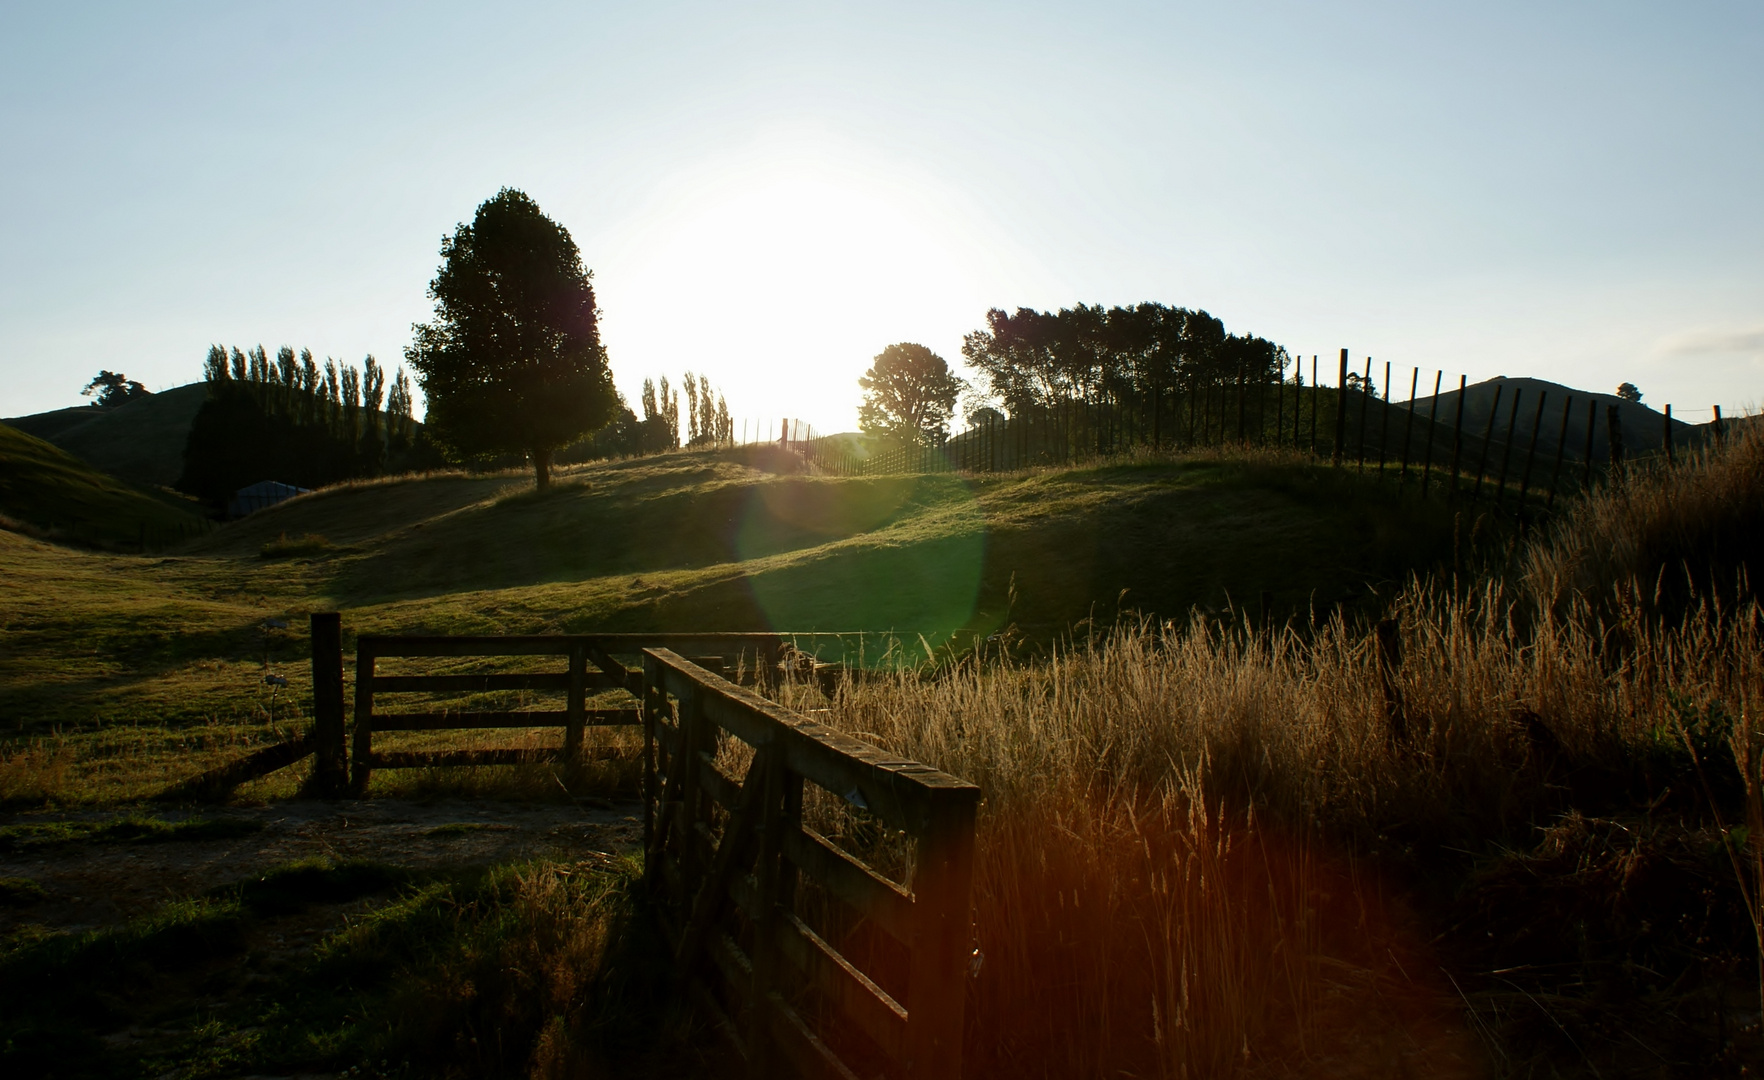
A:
[367,709,638,731]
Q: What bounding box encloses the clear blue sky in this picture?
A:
[3,1,1760,430]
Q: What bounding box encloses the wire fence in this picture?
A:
[784,350,1725,521]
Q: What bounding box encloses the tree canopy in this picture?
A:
[858,343,965,444]
[406,188,617,487]
[960,302,1284,415]
[1616,381,1643,403]
[82,370,150,408]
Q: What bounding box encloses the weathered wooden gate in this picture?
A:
[294,617,980,1076]
[640,647,979,1080]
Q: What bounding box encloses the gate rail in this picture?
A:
[642,647,978,1079]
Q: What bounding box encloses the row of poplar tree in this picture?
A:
[179,344,437,505]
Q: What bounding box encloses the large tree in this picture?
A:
[406,188,617,488]
[858,343,965,443]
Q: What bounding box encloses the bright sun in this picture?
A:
[596,145,1016,434]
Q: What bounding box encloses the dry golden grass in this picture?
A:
[799,431,1764,1077]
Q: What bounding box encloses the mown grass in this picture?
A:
[0,855,694,1080]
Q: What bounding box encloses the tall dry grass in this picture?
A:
[805,424,1764,1077]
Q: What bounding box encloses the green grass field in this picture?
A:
[0,443,1483,802]
[0,423,206,552]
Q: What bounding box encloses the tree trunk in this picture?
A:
[533,447,552,489]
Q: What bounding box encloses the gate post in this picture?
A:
[308,612,347,796]
[350,640,377,794]
[904,788,980,1080]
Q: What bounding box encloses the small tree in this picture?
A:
[81,370,150,407]
[1616,381,1643,403]
[406,188,617,488]
[857,343,965,444]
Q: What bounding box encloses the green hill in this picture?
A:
[0,422,206,549]
[4,383,208,488]
[181,447,1467,649]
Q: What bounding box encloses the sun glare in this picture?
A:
[597,149,1008,434]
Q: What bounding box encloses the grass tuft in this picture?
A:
[259,530,333,558]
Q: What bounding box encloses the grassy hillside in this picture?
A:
[0,423,206,549]
[185,446,1470,641]
[4,383,208,488]
[0,444,1481,794]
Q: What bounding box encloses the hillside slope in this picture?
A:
[183,448,1469,648]
[4,383,207,488]
[0,422,205,548]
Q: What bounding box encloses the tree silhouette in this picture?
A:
[858,343,965,444]
[406,188,617,488]
[1616,381,1643,403]
[81,370,150,407]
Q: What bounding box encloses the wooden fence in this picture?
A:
[641,646,979,1080]
[799,350,1713,524]
[192,618,982,1077]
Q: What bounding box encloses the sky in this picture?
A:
[2,1,1761,432]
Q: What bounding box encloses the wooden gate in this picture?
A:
[642,648,980,1079]
[341,632,798,790]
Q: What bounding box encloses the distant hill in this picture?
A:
[5,383,208,488]
[0,422,206,548]
[1405,377,1701,457]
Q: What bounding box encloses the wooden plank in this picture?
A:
[360,636,578,658]
[696,751,745,810]
[370,749,553,768]
[690,979,749,1066]
[159,735,314,800]
[676,749,770,974]
[649,650,979,836]
[774,911,908,1064]
[368,709,638,730]
[903,794,979,1080]
[708,929,755,1003]
[308,613,346,795]
[369,673,584,693]
[351,648,375,792]
[764,990,863,1080]
[781,826,914,945]
[565,643,587,762]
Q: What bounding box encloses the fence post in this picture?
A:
[1471,382,1503,502]
[1309,356,1319,455]
[1663,404,1674,467]
[1355,357,1373,472]
[1493,386,1523,509]
[565,642,586,766]
[1398,367,1419,491]
[1448,375,1467,498]
[1376,361,1392,477]
[308,612,347,796]
[1581,398,1599,492]
[745,744,787,1079]
[904,789,979,1080]
[1420,373,1443,496]
[1713,404,1725,449]
[350,639,376,794]
[1607,405,1625,482]
[1332,349,1349,466]
[1517,390,1548,516]
[1546,395,1574,511]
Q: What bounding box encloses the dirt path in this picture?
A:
[0,798,644,938]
